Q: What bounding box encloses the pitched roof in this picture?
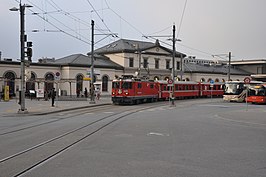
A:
[54,54,123,69]
[183,63,250,75]
[93,38,186,57]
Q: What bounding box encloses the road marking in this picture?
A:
[198,104,230,108]
[147,132,170,136]
[214,114,266,127]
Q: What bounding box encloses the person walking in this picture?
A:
[51,88,56,107]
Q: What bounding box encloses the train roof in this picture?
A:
[225,80,263,84]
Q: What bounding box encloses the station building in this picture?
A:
[0,38,253,98]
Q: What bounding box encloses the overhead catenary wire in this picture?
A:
[25,1,91,45]
[21,0,226,60]
[85,0,113,34]
[177,0,188,38]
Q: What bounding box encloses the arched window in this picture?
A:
[4,71,16,97]
[222,79,226,82]
[200,78,205,82]
[76,74,83,95]
[154,76,159,81]
[45,73,54,93]
[185,78,190,81]
[164,77,169,81]
[215,78,219,82]
[102,75,109,92]
[207,78,212,82]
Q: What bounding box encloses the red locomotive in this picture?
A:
[112,75,224,105]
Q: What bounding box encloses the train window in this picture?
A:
[122,82,132,89]
[138,83,142,89]
[150,84,154,89]
[175,85,178,91]
[112,82,120,89]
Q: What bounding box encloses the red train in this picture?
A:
[246,84,266,104]
[112,75,224,104]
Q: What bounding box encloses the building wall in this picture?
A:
[0,62,123,98]
[105,53,125,66]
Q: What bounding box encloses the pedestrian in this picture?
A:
[51,88,56,107]
[76,89,80,97]
[84,87,88,98]
[95,88,101,100]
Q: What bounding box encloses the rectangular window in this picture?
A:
[166,60,170,69]
[155,59,159,69]
[129,58,134,67]
[143,58,148,68]
[176,61,180,70]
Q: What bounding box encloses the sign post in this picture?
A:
[167,79,175,106]
[210,80,214,99]
[244,77,251,111]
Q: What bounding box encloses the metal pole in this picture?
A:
[90,20,95,103]
[180,54,183,81]
[171,24,176,106]
[19,4,27,113]
[228,52,231,81]
[138,44,141,78]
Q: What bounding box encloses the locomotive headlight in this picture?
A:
[125,92,129,95]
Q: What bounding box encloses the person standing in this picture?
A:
[84,87,88,98]
[51,88,56,107]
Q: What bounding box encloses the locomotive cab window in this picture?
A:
[122,82,132,89]
[112,82,120,89]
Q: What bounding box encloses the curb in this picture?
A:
[28,103,112,116]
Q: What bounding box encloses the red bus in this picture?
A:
[246,84,266,104]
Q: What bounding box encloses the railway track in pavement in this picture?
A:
[0,102,166,177]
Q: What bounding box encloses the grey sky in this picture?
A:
[1,0,265,62]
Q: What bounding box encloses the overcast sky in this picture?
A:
[1,0,266,62]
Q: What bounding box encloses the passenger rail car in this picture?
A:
[158,81,224,100]
[246,84,266,104]
[112,75,224,105]
[158,81,200,100]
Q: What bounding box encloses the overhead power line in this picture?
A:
[26,0,91,45]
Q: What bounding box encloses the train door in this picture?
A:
[158,82,163,99]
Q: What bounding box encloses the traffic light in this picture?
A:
[26,41,33,62]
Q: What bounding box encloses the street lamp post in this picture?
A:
[10,3,32,113]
